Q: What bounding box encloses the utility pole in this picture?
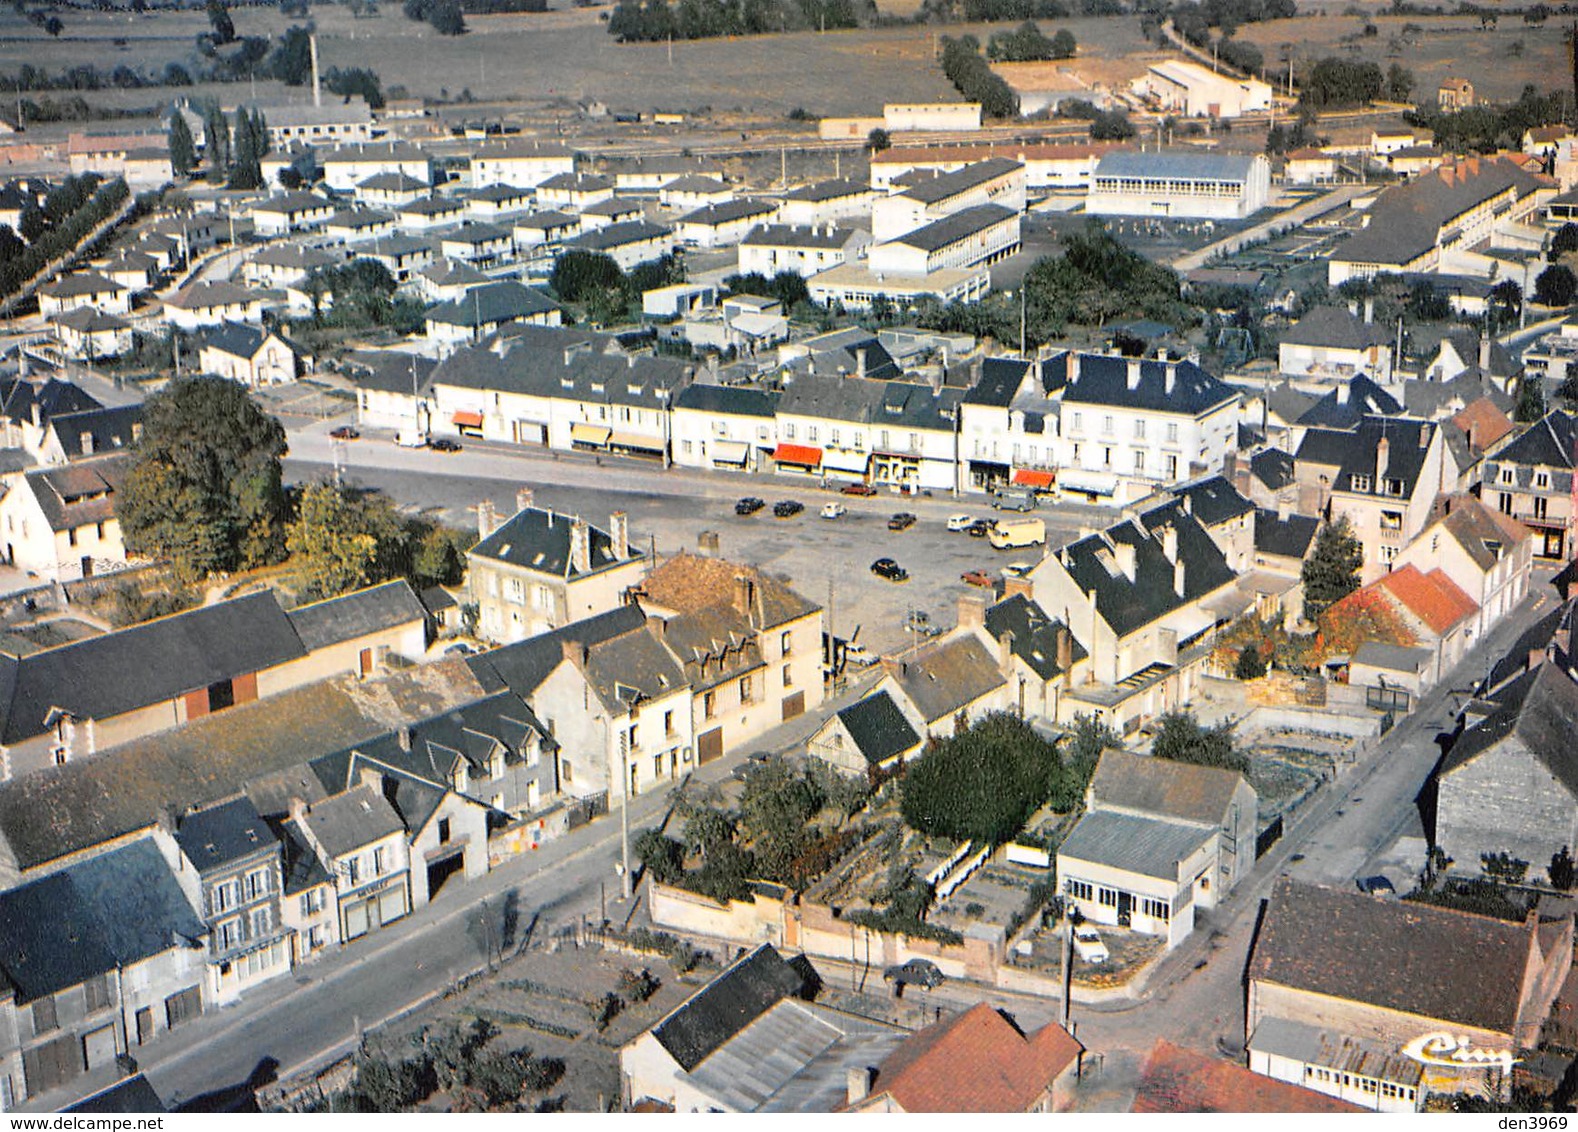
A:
[620,766,632,899]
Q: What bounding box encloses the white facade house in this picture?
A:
[867,204,1020,277]
[775,178,875,225]
[563,221,676,271]
[674,200,778,249]
[737,224,870,279]
[0,455,130,582]
[871,158,1026,242]
[1088,151,1271,220]
[807,263,991,311]
[669,383,778,472]
[36,273,130,320]
[468,140,576,189]
[250,192,335,237]
[163,282,264,331]
[321,143,432,193]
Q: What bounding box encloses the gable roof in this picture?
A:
[20,455,127,532]
[47,404,142,461]
[1061,353,1237,417]
[469,506,642,576]
[0,376,102,427]
[1450,397,1515,452]
[860,1003,1081,1113]
[39,272,125,299]
[1088,747,1246,827]
[888,634,1006,724]
[1250,448,1295,491]
[1247,878,1539,1034]
[469,603,649,697]
[1430,495,1530,571]
[1132,1041,1363,1113]
[1439,661,1578,793]
[425,280,559,329]
[1058,808,1214,879]
[982,592,1086,680]
[898,157,1023,203]
[1296,417,1437,499]
[672,382,778,418]
[200,321,290,361]
[884,203,1015,252]
[1294,375,1402,429]
[286,579,427,651]
[1374,564,1478,635]
[1172,475,1254,527]
[650,943,807,1072]
[835,691,921,767]
[301,783,404,858]
[1253,508,1318,559]
[175,794,277,871]
[638,552,818,630]
[1281,306,1390,350]
[1489,411,1578,471]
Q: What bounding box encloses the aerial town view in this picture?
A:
[0,0,1570,1115]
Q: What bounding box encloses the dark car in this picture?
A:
[883,959,944,990]
[773,500,804,518]
[429,437,462,453]
[871,557,908,582]
[735,496,766,516]
[841,482,879,496]
[966,519,992,538]
[329,425,360,440]
[1356,875,1397,897]
[887,512,917,531]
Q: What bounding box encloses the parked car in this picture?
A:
[946,514,973,532]
[966,519,992,538]
[870,557,909,582]
[841,482,879,496]
[1072,925,1109,963]
[887,512,917,531]
[961,569,994,587]
[844,641,875,665]
[882,959,944,989]
[735,497,765,516]
[1356,875,1397,898]
[820,501,846,519]
[394,430,428,448]
[329,425,360,440]
[429,437,462,453]
[904,610,933,633]
[773,500,804,518]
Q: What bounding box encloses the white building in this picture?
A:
[468,140,576,189]
[563,221,676,271]
[737,224,870,279]
[321,142,432,193]
[674,200,778,249]
[867,204,1020,276]
[669,382,778,472]
[250,192,335,237]
[775,178,875,226]
[1087,151,1271,220]
[1133,59,1272,119]
[871,158,1026,242]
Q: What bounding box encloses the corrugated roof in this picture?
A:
[1057,809,1213,880]
[651,943,807,1072]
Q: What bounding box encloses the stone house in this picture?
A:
[1480,411,1576,561]
[0,455,130,584]
[1394,494,1533,640]
[293,785,411,945]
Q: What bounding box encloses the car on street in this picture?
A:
[820,502,846,519]
[966,519,992,538]
[1001,563,1033,578]
[844,641,875,665]
[429,438,462,453]
[947,514,974,532]
[1356,875,1397,898]
[773,500,804,518]
[887,512,917,531]
[329,425,360,440]
[904,610,934,634]
[961,569,994,587]
[870,557,909,582]
[1072,925,1109,963]
[882,959,944,990]
[841,483,878,496]
[735,497,765,516]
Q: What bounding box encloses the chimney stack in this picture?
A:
[1276,494,1291,522]
[1126,358,1142,390]
[310,33,322,109]
[357,764,383,793]
[998,628,1016,676]
[1363,297,1374,325]
[398,726,412,752]
[569,517,591,574]
[846,1067,875,1107]
[732,574,754,616]
[1161,524,1178,564]
[1003,575,1034,601]
[516,485,534,513]
[855,347,868,380]
[1479,332,1491,372]
[1164,362,1177,396]
[611,511,629,560]
[478,499,499,539]
[1114,542,1136,581]
[1173,559,1186,598]
[1336,380,1351,405]
[957,592,987,631]
[1055,625,1073,672]
[1376,435,1390,482]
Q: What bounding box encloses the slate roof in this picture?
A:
[676,199,777,228]
[983,593,1086,680]
[358,172,430,193]
[0,839,204,1004]
[884,203,1015,253]
[1062,353,1237,416]
[247,244,337,271]
[1296,417,1437,500]
[167,281,257,310]
[513,209,578,231]
[1088,748,1245,827]
[583,629,689,712]
[175,794,278,872]
[400,197,465,218]
[200,321,290,361]
[1058,809,1214,880]
[251,191,333,215]
[277,816,332,896]
[898,157,1022,203]
[1253,509,1318,559]
[425,281,559,328]
[781,178,869,202]
[662,175,731,194]
[888,634,1006,724]
[960,356,1031,407]
[538,172,612,193]
[673,382,778,418]
[1440,329,1518,379]
[470,603,649,697]
[776,374,958,431]
[468,184,532,204]
[39,272,125,299]
[835,691,920,768]
[340,349,438,395]
[286,579,427,651]
[1132,1041,1363,1113]
[1439,661,1578,793]
[1094,149,1258,183]
[858,1003,1082,1113]
[1261,381,1317,425]
[1488,411,1578,471]
[1404,372,1514,420]
[650,943,807,1072]
[66,1075,168,1114]
[1281,306,1391,350]
[740,224,858,250]
[1484,601,1567,691]
[1172,475,1254,527]
[580,197,643,219]
[1055,505,1237,639]
[418,259,488,288]
[441,222,511,247]
[53,306,131,333]
[470,506,642,577]
[1295,375,1402,429]
[1248,877,1540,1035]
[566,220,673,252]
[301,783,404,860]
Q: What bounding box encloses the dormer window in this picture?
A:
[1500,467,1515,484]
[1350,474,1371,493]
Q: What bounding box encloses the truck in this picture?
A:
[393,429,429,448]
[992,487,1037,512]
[988,517,1046,550]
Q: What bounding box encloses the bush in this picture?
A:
[900,712,1071,844]
[618,967,661,1002]
[1234,643,1267,680]
[939,36,1018,119]
[1151,709,1247,773]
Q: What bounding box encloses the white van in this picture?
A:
[394,430,429,448]
[988,517,1046,550]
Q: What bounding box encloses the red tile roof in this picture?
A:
[1451,397,1515,453]
[1132,1041,1364,1113]
[855,1003,1082,1113]
[1376,564,1478,635]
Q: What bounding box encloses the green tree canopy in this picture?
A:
[1553,223,1578,258]
[286,481,407,601]
[900,712,1067,844]
[1301,514,1363,621]
[1150,709,1247,772]
[269,25,313,85]
[167,112,196,178]
[1534,264,1577,308]
[118,377,289,582]
[550,250,625,303]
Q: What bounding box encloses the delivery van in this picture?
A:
[993,487,1037,511]
[988,517,1046,550]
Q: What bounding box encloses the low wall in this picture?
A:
[649,882,787,947]
[1240,704,1381,740]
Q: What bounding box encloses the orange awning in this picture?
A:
[1012,468,1053,488]
[773,443,822,467]
[452,410,484,428]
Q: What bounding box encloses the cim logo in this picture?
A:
[1401,1032,1520,1073]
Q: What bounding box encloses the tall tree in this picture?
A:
[1535,264,1577,308]
[286,481,405,601]
[206,0,236,44]
[167,112,196,178]
[1301,514,1363,621]
[1515,374,1548,423]
[269,25,313,86]
[1151,709,1247,772]
[227,106,263,189]
[203,102,231,178]
[118,377,289,582]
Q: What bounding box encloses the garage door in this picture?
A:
[379,887,408,927]
[781,691,805,721]
[82,1024,116,1072]
[344,899,370,940]
[697,727,723,765]
[23,1035,79,1094]
[164,986,201,1030]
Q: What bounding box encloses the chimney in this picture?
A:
[1363,297,1374,325]
[1419,423,1429,449]
[1276,494,1291,522]
[1161,524,1178,564]
[1336,380,1351,405]
[855,347,868,380]
[957,592,987,630]
[288,796,310,825]
[732,574,754,615]
[697,530,721,557]
[356,764,383,793]
[998,628,1016,676]
[1114,542,1136,581]
[611,511,629,560]
[1376,435,1390,482]
[1126,358,1142,390]
[30,400,40,428]
[1066,352,1080,383]
[477,498,499,539]
[847,1067,875,1107]
[1003,575,1034,601]
[1173,559,1186,598]
[648,613,667,638]
[397,725,412,751]
[1164,362,1177,396]
[1056,625,1073,671]
[569,517,591,574]
[1479,333,1491,371]
[516,486,534,513]
[310,33,322,109]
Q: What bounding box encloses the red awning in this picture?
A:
[773,443,822,467]
[452,410,484,428]
[1012,468,1054,488]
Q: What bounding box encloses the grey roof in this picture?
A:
[425,280,559,328]
[836,691,921,767]
[1488,411,1577,471]
[662,175,731,194]
[781,178,870,203]
[419,258,488,287]
[286,579,427,651]
[513,209,578,231]
[890,634,1006,724]
[358,172,430,193]
[566,220,672,252]
[468,183,532,204]
[430,325,690,408]
[1351,640,1431,673]
[1250,448,1294,490]
[323,141,429,165]
[1334,158,1544,267]
[278,817,332,896]
[651,943,807,1072]
[39,272,124,299]
[1281,306,1391,350]
[1094,149,1257,183]
[1401,370,1513,418]
[248,244,337,271]
[1296,417,1437,499]
[1057,809,1213,880]
[20,456,126,533]
[470,604,649,697]
[201,321,290,361]
[52,306,130,333]
[441,222,511,247]
[900,157,1022,203]
[885,203,1015,253]
[1172,475,1254,527]
[983,593,1086,681]
[470,506,643,577]
[359,234,430,258]
[1440,329,1518,379]
[1061,353,1237,416]
[66,1075,168,1114]
[960,356,1032,407]
[1088,748,1245,827]
[470,139,576,161]
[741,224,859,250]
[1253,509,1319,559]
[673,382,778,418]
[252,191,333,215]
[580,197,643,218]
[776,374,958,431]
[676,199,777,227]
[0,839,204,1004]
[340,349,438,394]
[538,172,612,193]
[301,784,404,859]
[175,794,278,872]
[1294,375,1402,429]
[1440,661,1578,793]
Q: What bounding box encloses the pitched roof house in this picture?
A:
[0,454,131,585]
[1132,1041,1362,1112]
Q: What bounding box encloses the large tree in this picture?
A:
[900,712,1068,844]
[287,481,408,601]
[168,112,196,178]
[1535,264,1577,308]
[1301,514,1363,621]
[118,377,289,582]
[1151,709,1247,772]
